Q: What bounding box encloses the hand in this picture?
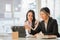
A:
[34,33,39,38]
[39,32,44,37]
[47,35,57,38]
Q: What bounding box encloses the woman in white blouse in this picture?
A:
[24,10,41,37]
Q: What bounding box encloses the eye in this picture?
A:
[29,15,30,16]
[28,14,31,17]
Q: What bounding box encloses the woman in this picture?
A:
[24,10,41,37]
[39,7,59,37]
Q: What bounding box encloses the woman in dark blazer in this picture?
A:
[39,7,59,37]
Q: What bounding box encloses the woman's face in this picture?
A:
[40,11,48,20]
[28,12,33,21]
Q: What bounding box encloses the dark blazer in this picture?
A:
[39,17,58,36]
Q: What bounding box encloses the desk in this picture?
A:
[19,38,58,40]
[0,33,60,40]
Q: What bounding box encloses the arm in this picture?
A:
[52,20,58,35]
[47,20,58,35]
[32,21,39,30]
[24,22,31,31]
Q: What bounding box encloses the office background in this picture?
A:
[0,0,60,34]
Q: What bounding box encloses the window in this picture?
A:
[13,0,37,26]
[5,4,12,19]
[0,0,37,33]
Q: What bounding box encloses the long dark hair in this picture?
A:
[26,10,36,28]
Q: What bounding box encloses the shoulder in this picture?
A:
[52,19,57,24]
[52,18,57,22]
[48,17,58,25]
[50,17,57,23]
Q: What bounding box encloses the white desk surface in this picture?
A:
[0,33,60,40]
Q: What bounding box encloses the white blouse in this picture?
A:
[24,20,39,30]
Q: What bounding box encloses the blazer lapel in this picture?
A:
[47,17,52,31]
